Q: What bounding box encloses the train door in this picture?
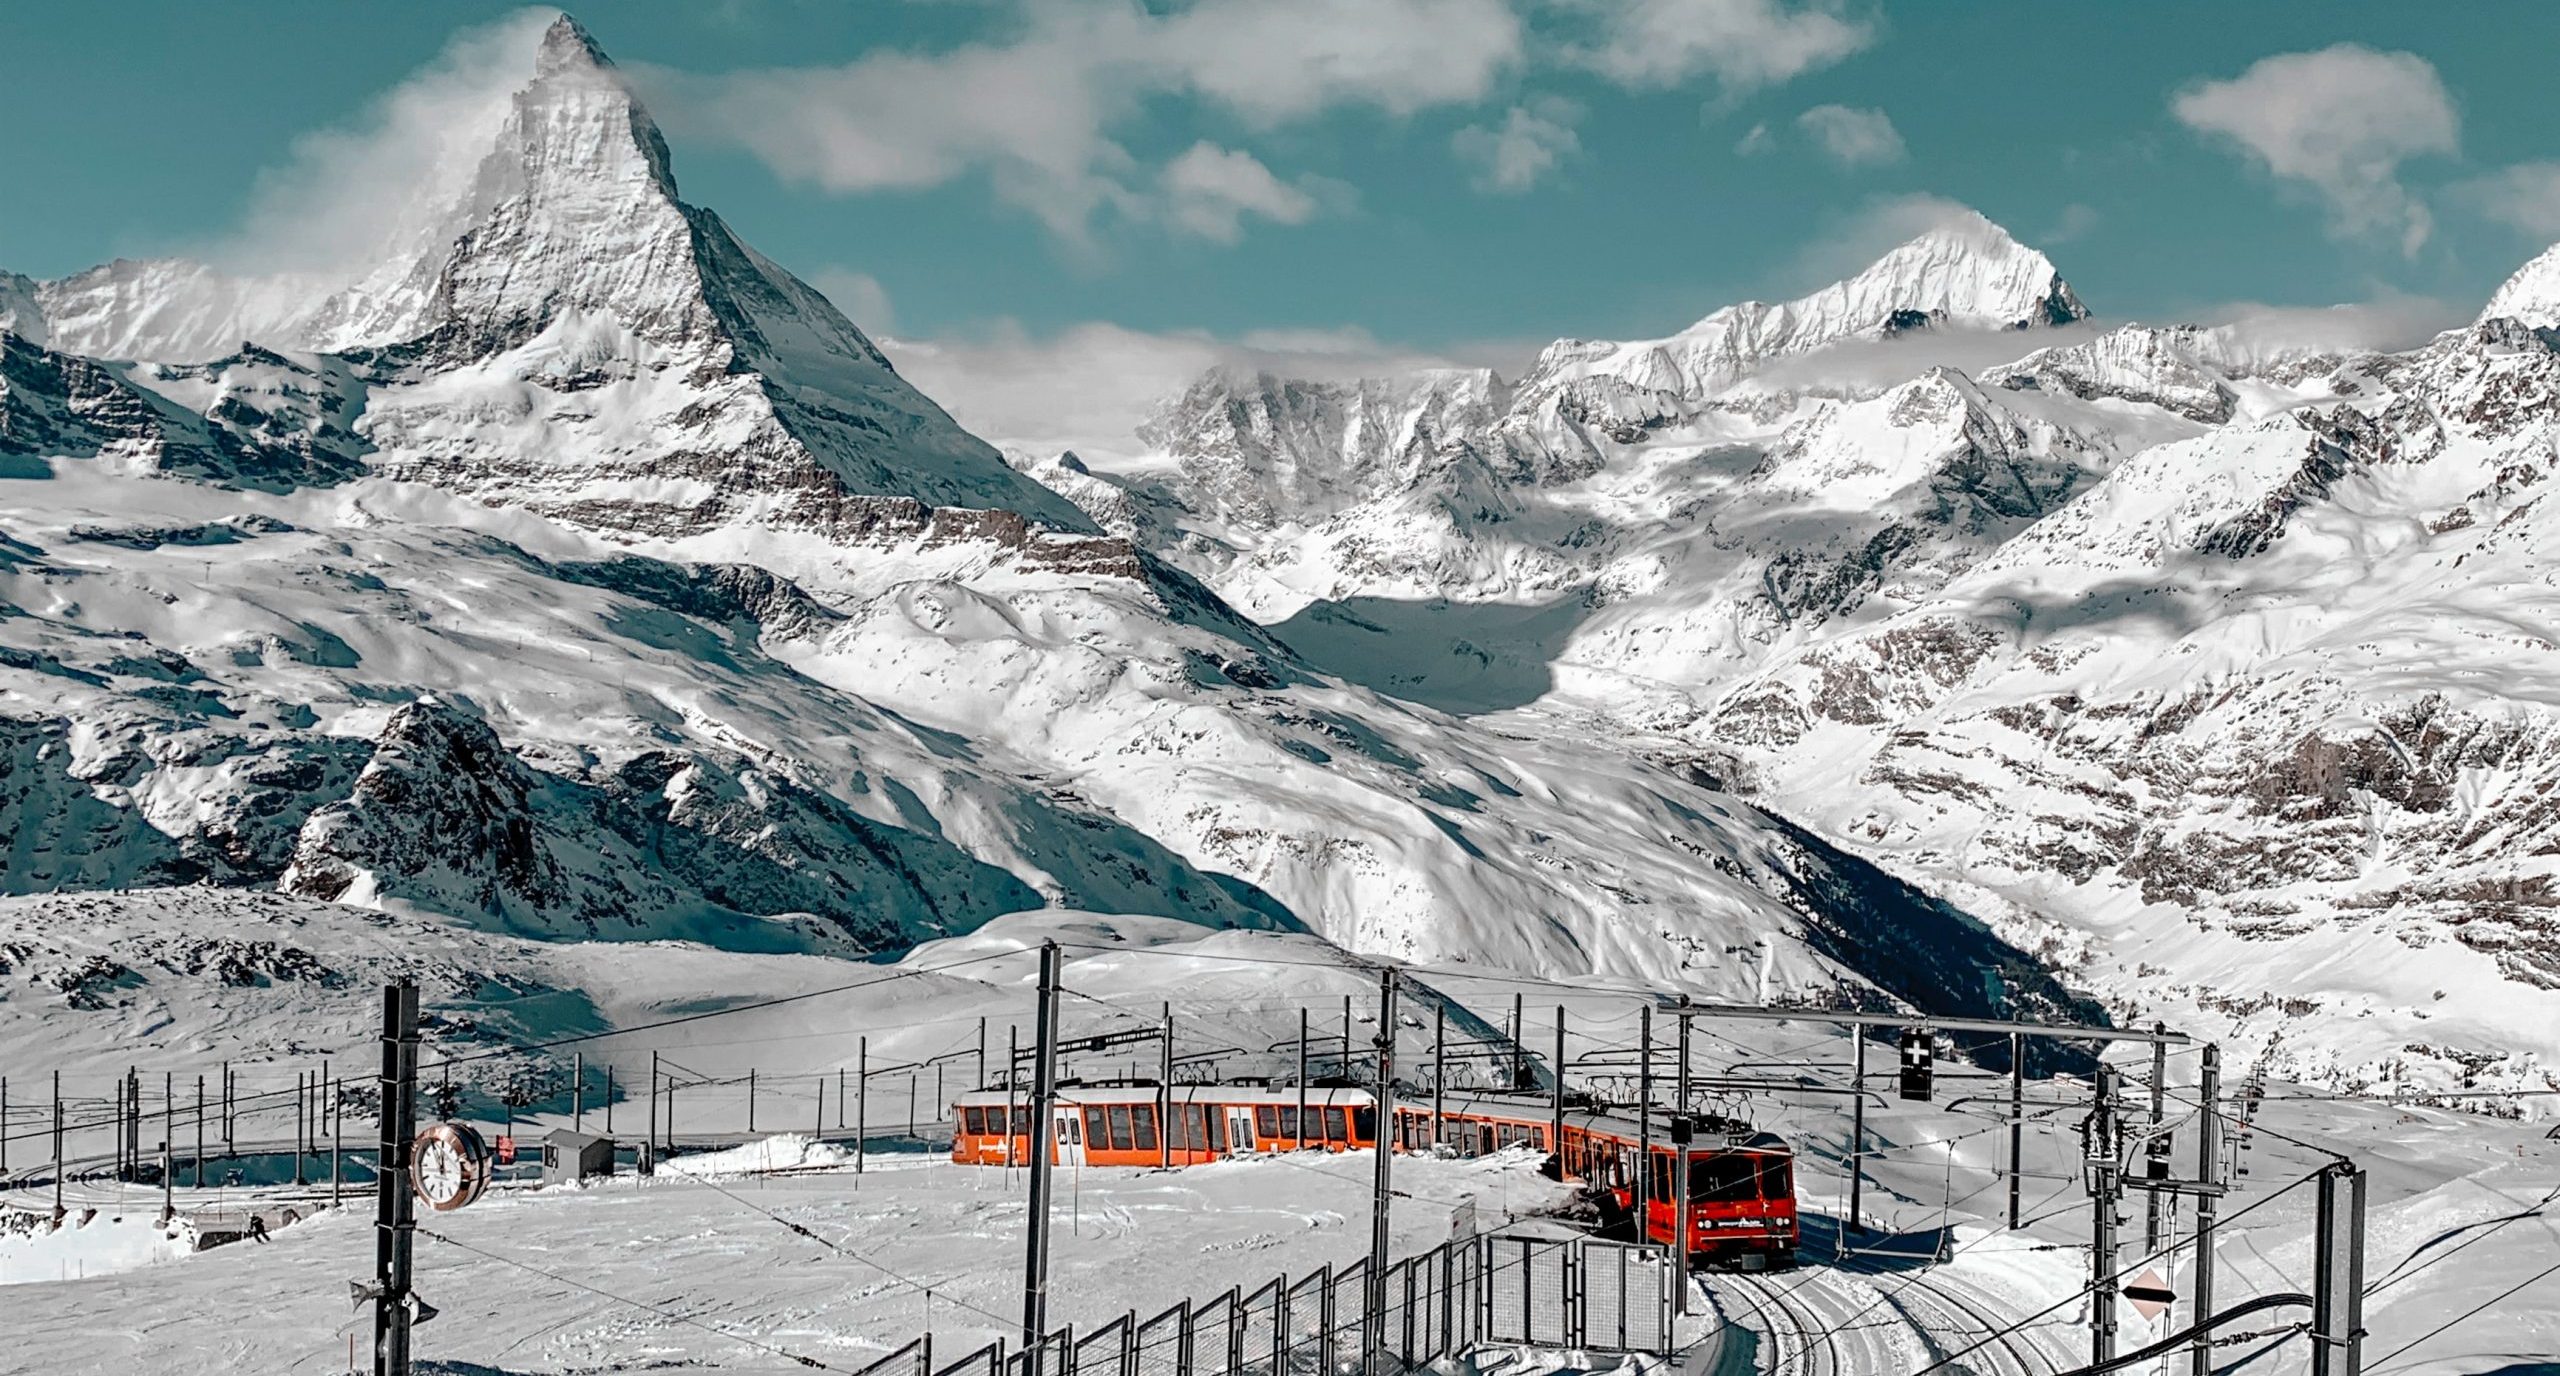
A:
[1225,1107,1257,1156]
[1052,1107,1086,1167]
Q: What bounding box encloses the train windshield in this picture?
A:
[1689,1153,1787,1202]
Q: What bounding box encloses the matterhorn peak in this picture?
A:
[535,12,613,76]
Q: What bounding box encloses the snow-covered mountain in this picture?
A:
[0,15,2103,1051]
[6,15,1090,540]
[1012,220,2560,1101]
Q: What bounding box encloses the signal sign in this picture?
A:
[1898,1028,1934,1101]
[2124,1267,2176,1325]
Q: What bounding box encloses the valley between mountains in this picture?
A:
[3,13,2556,1113]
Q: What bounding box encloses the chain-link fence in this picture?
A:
[854,1232,1670,1376]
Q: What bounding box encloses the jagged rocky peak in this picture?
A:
[2481,240,2560,330]
[1792,210,2088,338]
[1514,212,2085,418]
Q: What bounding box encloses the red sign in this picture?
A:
[495,1134,517,1165]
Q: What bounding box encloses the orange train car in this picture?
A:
[951,1084,1796,1267]
[951,1082,1382,1168]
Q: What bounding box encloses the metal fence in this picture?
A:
[851,1232,1670,1376]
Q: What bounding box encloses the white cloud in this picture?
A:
[1734,123,1774,157]
[1795,104,1903,168]
[210,9,557,278]
[1159,143,1323,243]
[1569,0,1871,94]
[2171,45,2458,257]
[2043,202,2100,245]
[643,0,1521,249]
[1453,99,1583,194]
[2455,161,2560,239]
[884,320,1531,457]
[1154,0,1523,124]
[809,268,896,332]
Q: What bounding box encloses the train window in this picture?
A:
[1106,1106,1134,1151]
[1325,1108,1348,1143]
[1759,1157,1792,1200]
[1171,1106,1195,1150]
[1351,1107,1377,1142]
[1256,1106,1279,1139]
[1648,1151,1671,1201]
[1011,1106,1031,1136]
[1083,1107,1107,1147]
[1132,1105,1159,1152]
[1279,1107,1301,1140]
[1690,1154,1762,1202]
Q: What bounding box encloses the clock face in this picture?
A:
[410,1122,490,1212]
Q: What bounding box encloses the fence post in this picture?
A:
[1318,1264,1336,1376]
[1226,1287,1244,1376]
[1177,1298,1194,1376]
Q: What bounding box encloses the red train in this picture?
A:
[950,1083,1796,1267]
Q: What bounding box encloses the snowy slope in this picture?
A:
[1007,219,2560,1095]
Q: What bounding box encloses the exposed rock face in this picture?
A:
[0,333,366,485]
[280,698,1041,948]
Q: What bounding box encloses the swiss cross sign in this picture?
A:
[1897,1028,1934,1101]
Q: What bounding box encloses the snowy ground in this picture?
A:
[1,899,2552,1374]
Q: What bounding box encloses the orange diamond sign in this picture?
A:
[2124,1269,2176,1323]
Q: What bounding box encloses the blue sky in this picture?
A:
[6,1,2560,435]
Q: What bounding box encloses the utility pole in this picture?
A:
[1673,1007,1692,1316]
[2008,1031,2025,1230]
[193,1075,205,1189]
[2310,1162,2366,1376]
[1637,1004,1654,1234]
[647,1052,660,1170]
[52,1071,63,1222]
[221,1060,233,1153]
[2146,1026,2168,1252]
[1298,1009,1310,1149]
[2190,1045,2221,1376]
[1431,1001,1445,1149]
[1510,992,1524,1088]
[1549,1007,1566,1159]
[294,1070,308,1186]
[815,1075,826,1140]
[1364,969,1399,1376]
[372,981,422,1376]
[857,1037,869,1176]
[978,1016,989,1093]
[1342,993,1353,1077]
[1021,940,1063,1352]
[1846,1030,1866,1242]
[573,1052,584,1134]
[2088,1062,2121,1370]
[605,1067,614,1135]
[1159,1003,1173,1169]
[332,1078,344,1207]
[748,1069,757,1135]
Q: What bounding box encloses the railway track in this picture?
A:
[1713,1272,1843,1376]
[1856,1265,2052,1376]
